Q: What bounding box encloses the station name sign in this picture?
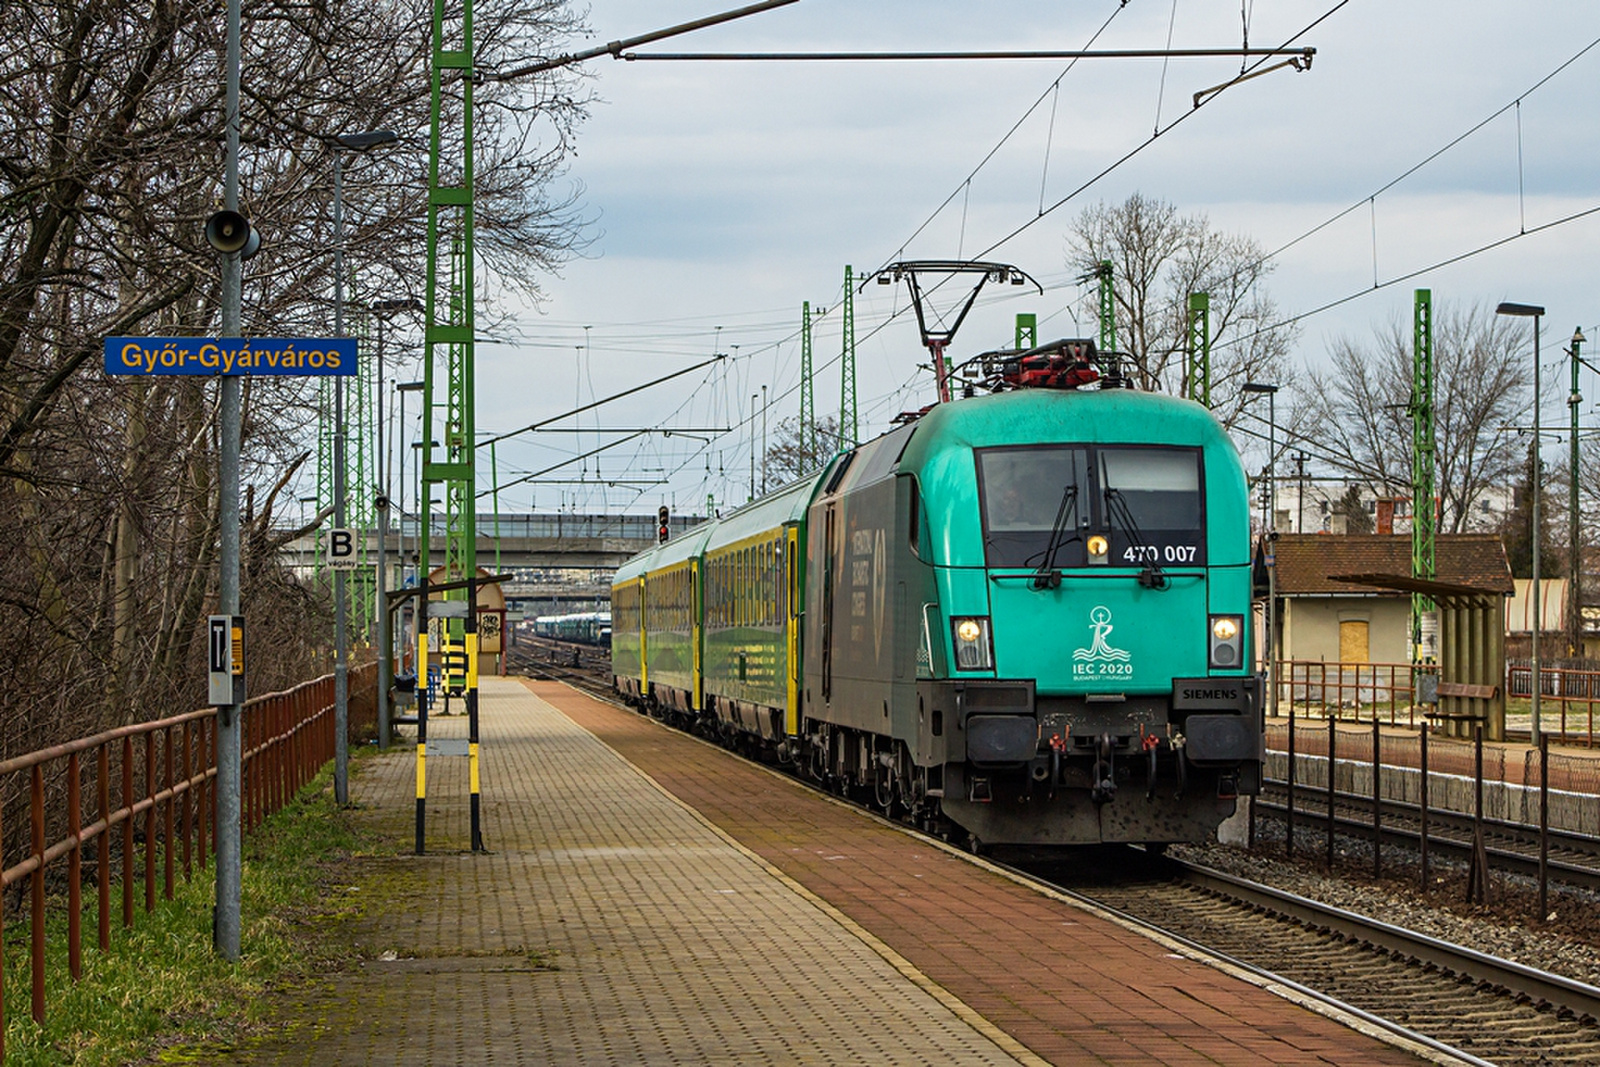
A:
[104,336,357,376]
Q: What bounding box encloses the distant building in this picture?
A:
[1257,533,1513,665]
[1265,481,1513,536]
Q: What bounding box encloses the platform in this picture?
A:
[219,677,1441,1065]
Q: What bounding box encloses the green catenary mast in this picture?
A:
[840,265,857,447]
[1411,288,1436,661]
[1188,292,1211,408]
[420,0,482,854]
[1097,259,1116,356]
[800,300,814,461]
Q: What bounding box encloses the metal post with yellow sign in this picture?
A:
[466,571,483,852]
[414,574,430,854]
[412,573,486,854]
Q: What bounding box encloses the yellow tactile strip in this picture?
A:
[218,677,1029,1065]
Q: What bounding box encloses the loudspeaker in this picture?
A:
[205,211,253,254]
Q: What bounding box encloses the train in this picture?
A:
[612,338,1261,849]
[531,610,612,646]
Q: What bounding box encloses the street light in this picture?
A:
[1497,300,1545,746]
[1243,381,1281,720]
[396,381,425,580]
[329,128,401,802]
[368,304,421,750]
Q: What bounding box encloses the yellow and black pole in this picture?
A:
[415,574,429,854]
[466,571,484,851]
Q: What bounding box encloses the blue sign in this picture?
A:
[104,336,358,376]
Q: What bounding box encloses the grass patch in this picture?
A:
[0,760,386,1066]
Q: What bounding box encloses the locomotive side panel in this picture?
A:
[803,426,922,745]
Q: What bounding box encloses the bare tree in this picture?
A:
[1296,303,1530,533]
[764,415,842,485]
[0,0,591,758]
[1065,192,1298,428]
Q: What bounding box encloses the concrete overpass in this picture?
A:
[281,512,707,573]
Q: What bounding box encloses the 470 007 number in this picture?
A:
[1123,544,1198,563]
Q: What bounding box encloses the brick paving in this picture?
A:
[216,678,1032,1065]
[532,680,1436,1067]
[214,677,1438,1065]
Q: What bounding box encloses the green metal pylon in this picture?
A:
[1015,313,1037,350]
[419,0,483,856]
[349,310,375,639]
[1411,288,1436,661]
[800,300,814,461]
[1187,292,1211,408]
[1097,259,1116,356]
[840,265,857,447]
[315,379,333,581]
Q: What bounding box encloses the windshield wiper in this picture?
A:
[1027,484,1078,590]
[1104,488,1169,590]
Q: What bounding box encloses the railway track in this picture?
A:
[1254,780,1600,892]
[514,648,1600,1063]
[1021,849,1600,1065]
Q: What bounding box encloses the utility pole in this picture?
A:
[761,384,768,494]
[1571,327,1587,660]
[1412,289,1436,663]
[1294,451,1307,533]
[215,0,244,963]
[840,265,857,447]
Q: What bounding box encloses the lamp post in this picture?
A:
[368,302,421,750]
[1498,301,1545,746]
[329,128,399,801]
[1244,382,1281,717]
[397,381,425,583]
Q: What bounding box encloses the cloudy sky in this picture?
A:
[449,1,1600,518]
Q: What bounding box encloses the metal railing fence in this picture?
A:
[0,664,374,1058]
[1275,659,1600,746]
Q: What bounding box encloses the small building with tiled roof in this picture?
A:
[1256,533,1513,665]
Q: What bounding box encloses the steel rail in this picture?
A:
[1255,776,1600,891]
[1174,860,1600,1023]
[1000,859,1498,1067]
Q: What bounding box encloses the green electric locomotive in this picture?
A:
[614,339,1260,848]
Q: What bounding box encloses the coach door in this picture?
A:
[691,559,704,711]
[785,525,801,735]
[637,576,648,692]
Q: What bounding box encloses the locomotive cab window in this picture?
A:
[977,446,1090,569]
[1098,447,1205,566]
[978,445,1204,569]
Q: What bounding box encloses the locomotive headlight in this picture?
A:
[951,616,993,671]
[1209,613,1245,669]
[1086,534,1109,564]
